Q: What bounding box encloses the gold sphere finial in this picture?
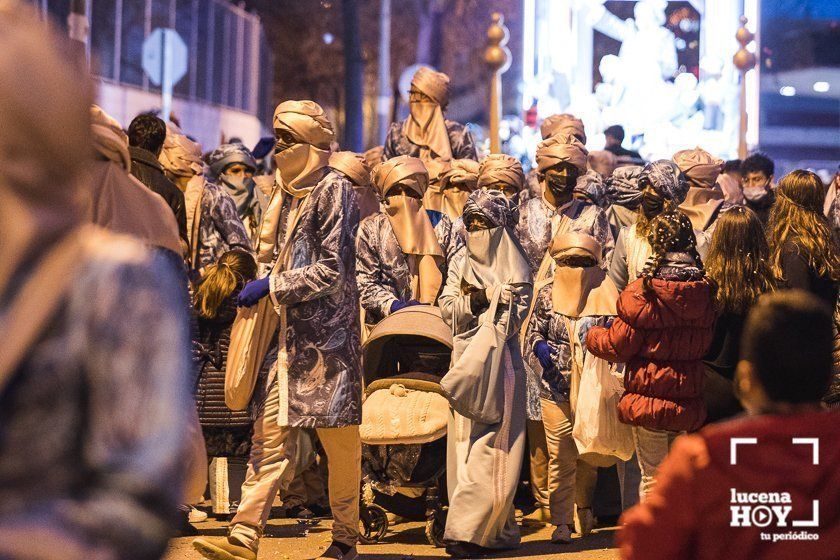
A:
[733,15,756,72]
[484,11,511,73]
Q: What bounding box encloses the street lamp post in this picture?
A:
[733,16,757,160]
[484,12,511,154]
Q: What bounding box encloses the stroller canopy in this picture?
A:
[363,305,453,385]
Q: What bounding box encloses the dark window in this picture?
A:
[212,3,227,105]
[175,0,195,97]
[196,0,212,102]
[90,0,116,79]
[119,1,146,86]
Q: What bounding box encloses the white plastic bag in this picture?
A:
[572,353,634,462]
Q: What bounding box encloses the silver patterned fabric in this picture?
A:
[265,171,362,428]
[383,119,478,161]
[515,197,614,276]
[515,197,613,420]
[523,285,610,403]
[356,212,464,324]
[194,181,253,271]
[0,243,192,560]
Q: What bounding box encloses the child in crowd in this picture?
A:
[193,249,257,517]
[586,211,715,500]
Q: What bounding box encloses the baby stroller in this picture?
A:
[358,305,453,546]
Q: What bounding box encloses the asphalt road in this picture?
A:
[164,517,620,560]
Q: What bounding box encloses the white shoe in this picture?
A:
[189,507,209,523]
[550,524,573,544]
[575,506,595,536]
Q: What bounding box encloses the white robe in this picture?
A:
[438,248,531,548]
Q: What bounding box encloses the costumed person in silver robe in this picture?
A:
[356,155,463,326]
[193,101,362,560]
[673,146,727,235]
[330,150,380,221]
[607,159,693,292]
[478,153,526,202]
[515,133,613,526]
[384,66,477,162]
[207,142,267,245]
[604,164,644,239]
[523,234,618,544]
[523,113,587,202]
[0,5,192,558]
[517,135,613,277]
[426,158,480,222]
[439,189,533,558]
[159,127,252,277]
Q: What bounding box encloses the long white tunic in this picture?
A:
[438,248,531,549]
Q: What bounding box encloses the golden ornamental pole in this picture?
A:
[733,16,757,160]
[484,12,511,154]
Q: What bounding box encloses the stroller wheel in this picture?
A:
[425,510,447,547]
[359,503,389,544]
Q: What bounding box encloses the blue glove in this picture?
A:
[534,340,554,370]
[237,277,270,307]
[390,299,422,314]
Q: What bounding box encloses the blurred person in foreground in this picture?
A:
[618,291,840,559]
[0,3,192,559]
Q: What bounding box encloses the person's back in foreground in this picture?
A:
[618,291,840,560]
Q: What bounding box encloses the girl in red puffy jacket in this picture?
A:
[586,210,715,500]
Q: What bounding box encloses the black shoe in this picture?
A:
[445,541,493,558]
[307,503,332,518]
[173,511,200,537]
[284,504,315,519]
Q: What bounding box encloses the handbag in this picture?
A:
[440,285,511,424]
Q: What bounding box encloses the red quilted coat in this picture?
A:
[586,276,715,432]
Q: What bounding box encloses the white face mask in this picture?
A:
[743,186,770,202]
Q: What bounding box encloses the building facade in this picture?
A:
[30,0,274,151]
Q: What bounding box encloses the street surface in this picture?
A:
[165,516,619,560]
